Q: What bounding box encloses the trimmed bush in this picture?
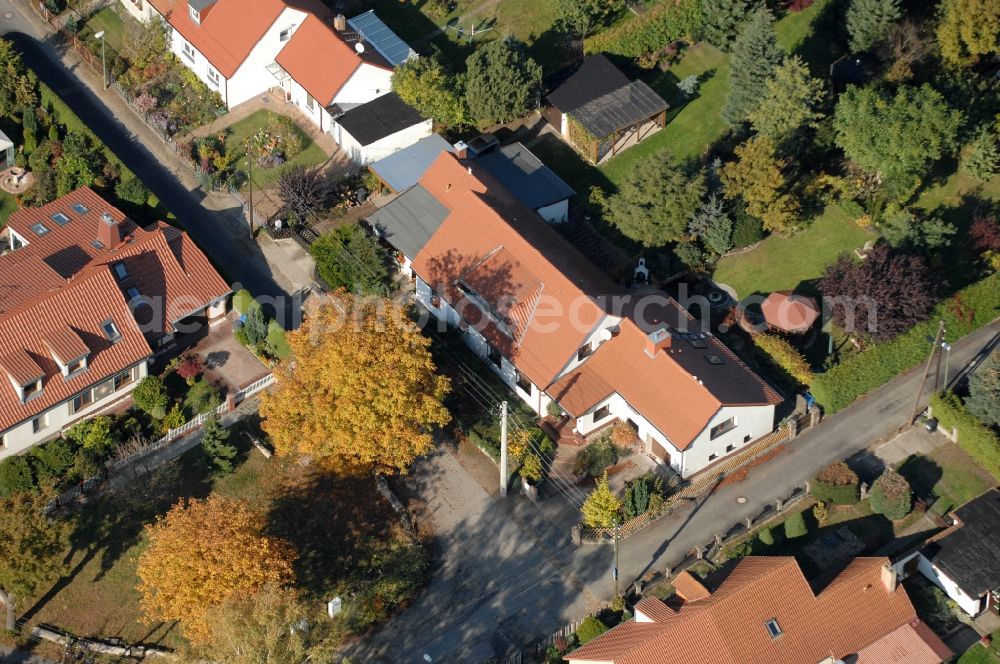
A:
[811,461,860,505]
[869,469,912,521]
[812,271,1000,413]
[784,510,808,539]
[757,525,774,546]
[754,333,813,386]
[232,289,254,315]
[0,456,35,496]
[133,375,170,419]
[931,391,1000,480]
[576,616,609,645]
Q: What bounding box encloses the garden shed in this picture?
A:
[547,55,668,164]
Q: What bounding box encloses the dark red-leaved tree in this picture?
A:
[969,212,1000,253]
[819,243,936,342]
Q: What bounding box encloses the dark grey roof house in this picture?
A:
[332,92,431,164]
[916,488,1000,616]
[547,55,668,164]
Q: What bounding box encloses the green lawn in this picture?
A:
[224,110,328,189]
[0,191,17,227]
[712,204,873,298]
[959,632,1000,664]
[897,443,995,516]
[601,44,730,184]
[79,5,128,53]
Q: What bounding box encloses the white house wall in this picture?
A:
[348,118,433,164]
[0,361,149,459]
[119,0,155,22]
[331,64,392,111]
[222,7,310,108]
[287,77,330,131]
[917,553,983,616]
[536,199,569,224]
[680,404,775,476]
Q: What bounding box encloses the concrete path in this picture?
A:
[350,320,1000,662]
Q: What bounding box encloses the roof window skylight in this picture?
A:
[31,222,50,236]
[51,212,70,225]
[72,203,89,214]
[102,319,121,342]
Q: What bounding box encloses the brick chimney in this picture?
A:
[644,327,672,358]
[98,211,123,250]
[453,141,469,160]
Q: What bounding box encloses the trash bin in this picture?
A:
[925,417,938,433]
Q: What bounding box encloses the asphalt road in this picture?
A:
[351,320,1000,662]
[2,4,297,319]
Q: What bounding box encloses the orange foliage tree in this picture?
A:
[136,495,296,644]
[260,294,451,474]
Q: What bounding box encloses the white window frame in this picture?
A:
[188,5,200,23]
[32,414,48,434]
[279,24,295,41]
[305,94,315,112]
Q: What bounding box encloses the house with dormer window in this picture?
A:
[0,188,231,457]
[367,152,782,477]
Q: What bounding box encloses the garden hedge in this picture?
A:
[584,0,704,58]
[931,391,1000,481]
[811,271,1000,413]
[576,616,609,645]
[811,461,859,505]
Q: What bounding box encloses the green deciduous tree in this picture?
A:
[391,55,467,129]
[555,0,626,37]
[581,472,622,528]
[688,194,734,255]
[65,415,116,455]
[310,223,391,295]
[576,616,609,644]
[846,0,902,52]
[748,56,826,146]
[115,175,149,206]
[55,132,99,196]
[722,8,781,125]
[869,468,912,520]
[605,150,706,247]
[833,84,962,199]
[701,0,761,51]
[465,38,542,128]
[937,0,1000,66]
[962,128,1000,181]
[720,136,800,234]
[967,351,1000,427]
[0,456,34,497]
[0,489,68,630]
[133,375,170,419]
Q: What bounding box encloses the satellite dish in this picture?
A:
[355,42,365,54]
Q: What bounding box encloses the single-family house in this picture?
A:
[0,188,231,457]
[895,488,1000,617]
[568,557,951,664]
[368,152,781,477]
[332,92,432,164]
[547,54,668,163]
[129,0,411,139]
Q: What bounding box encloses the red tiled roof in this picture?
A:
[855,620,953,663]
[0,188,231,433]
[0,348,45,385]
[761,290,820,332]
[568,557,925,664]
[408,154,780,447]
[0,268,152,432]
[274,13,365,105]
[146,0,331,78]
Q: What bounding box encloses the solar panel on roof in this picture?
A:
[347,11,416,66]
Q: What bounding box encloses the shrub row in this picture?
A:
[811,271,1000,413]
[930,391,1000,481]
[753,333,814,387]
[584,0,704,58]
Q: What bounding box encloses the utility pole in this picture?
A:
[613,520,621,598]
[499,401,509,497]
[911,321,945,424]
[942,342,953,390]
[246,142,255,237]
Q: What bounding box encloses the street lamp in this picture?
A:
[941,342,952,389]
[94,31,107,90]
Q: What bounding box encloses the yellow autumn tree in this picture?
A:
[260,293,451,474]
[137,496,296,645]
[720,135,801,234]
